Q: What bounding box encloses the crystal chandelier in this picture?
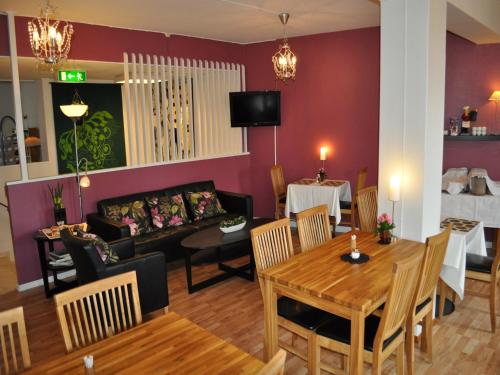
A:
[28,1,73,69]
[272,13,297,82]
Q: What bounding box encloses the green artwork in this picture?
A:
[52,83,126,174]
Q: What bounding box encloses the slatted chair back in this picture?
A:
[54,271,142,353]
[256,349,287,375]
[0,307,31,373]
[270,164,286,199]
[296,205,332,252]
[251,218,294,296]
[414,226,452,306]
[374,252,423,350]
[356,185,378,232]
[355,167,368,194]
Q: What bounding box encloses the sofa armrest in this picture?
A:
[102,252,168,314]
[109,238,135,260]
[87,213,130,242]
[216,190,253,219]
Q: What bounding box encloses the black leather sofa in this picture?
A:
[60,229,168,315]
[87,180,253,261]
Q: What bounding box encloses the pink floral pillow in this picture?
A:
[185,191,226,221]
[146,194,190,229]
[103,201,153,237]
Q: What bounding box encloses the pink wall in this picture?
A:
[443,33,500,178]
[241,28,380,217]
[7,156,251,284]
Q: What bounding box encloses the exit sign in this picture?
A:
[58,70,86,82]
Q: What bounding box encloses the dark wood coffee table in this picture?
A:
[181,218,273,293]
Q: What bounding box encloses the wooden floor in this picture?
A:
[0,232,499,374]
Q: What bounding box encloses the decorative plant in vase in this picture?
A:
[49,183,66,225]
[376,213,395,244]
[316,167,327,182]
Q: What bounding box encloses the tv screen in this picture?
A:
[229,91,281,127]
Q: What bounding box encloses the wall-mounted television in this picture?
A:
[229,91,281,127]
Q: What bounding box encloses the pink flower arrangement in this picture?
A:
[376,213,395,234]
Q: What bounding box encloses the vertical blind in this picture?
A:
[123,53,246,166]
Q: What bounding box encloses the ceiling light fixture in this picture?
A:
[272,13,297,82]
[28,0,73,70]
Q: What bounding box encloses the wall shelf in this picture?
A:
[444,135,500,141]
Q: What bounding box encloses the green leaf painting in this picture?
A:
[52,83,126,174]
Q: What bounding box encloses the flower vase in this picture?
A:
[379,230,392,244]
[318,171,326,182]
[54,207,67,226]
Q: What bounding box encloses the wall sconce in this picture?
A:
[489,90,500,126]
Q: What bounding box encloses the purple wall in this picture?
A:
[443,33,500,178]
[242,28,381,217]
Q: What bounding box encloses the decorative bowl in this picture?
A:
[220,221,246,233]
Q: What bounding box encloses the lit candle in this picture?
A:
[320,147,327,161]
[389,175,401,202]
[350,234,356,251]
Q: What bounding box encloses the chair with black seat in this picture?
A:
[251,218,333,372]
[356,185,378,233]
[270,164,287,220]
[339,167,367,230]
[465,241,500,333]
[406,225,451,375]
[315,251,424,375]
[60,229,168,316]
[296,205,331,252]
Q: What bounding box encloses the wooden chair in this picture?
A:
[256,349,287,375]
[270,164,287,219]
[54,271,142,352]
[356,185,378,233]
[296,205,332,252]
[406,226,451,375]
[465,239,500,333]
[315,251,424,375]
[251,218,332,372]
[339,167,367,230]
[0,306,31,373]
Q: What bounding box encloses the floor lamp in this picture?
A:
[60,98,90,223]
[389,175,401,226]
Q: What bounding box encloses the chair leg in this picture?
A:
[396,342,405,375]
[490,280,497,333]
[422,310,433,363]
[438,279,446,319]
[372,353,382,375]
[405,317,415,375]
[275,207,280,220]
[307,333,319,375]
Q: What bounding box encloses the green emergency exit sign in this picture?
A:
[58,70,86,82]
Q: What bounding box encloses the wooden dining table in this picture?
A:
[259,231,425,374]
[24,312,264,374]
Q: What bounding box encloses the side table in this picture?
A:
[34,232,78,298]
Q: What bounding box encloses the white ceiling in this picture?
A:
[1,0,499,45]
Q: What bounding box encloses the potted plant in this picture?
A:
[49,183,66,225]
[376,213,395,244]
[316,167,327,182]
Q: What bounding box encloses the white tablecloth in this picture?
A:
[440,219,487,299]
[285,179,351,225]
[441,193,500,228]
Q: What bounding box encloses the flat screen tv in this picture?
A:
[229,91,281,127]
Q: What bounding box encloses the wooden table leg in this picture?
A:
[350,310,365,375]
[263,277,278,362]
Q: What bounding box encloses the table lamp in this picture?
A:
[489,90,500,126]
[60,91,89,223]
[320,146,327,169]
[389,175,401,221]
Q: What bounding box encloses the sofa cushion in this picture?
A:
[75,228,119,264]
[185,191,227,221]
[146,194,190,229]
[103,200,153,237]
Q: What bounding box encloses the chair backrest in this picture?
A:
[54,271,142,353]
[296,205,332,252]
[256,349,287,375]
[374,251,424,350]
[0,306,31,373]
[356,185,378,232]
[270,164,286,199]
[414,226,452,306]
[251,218,294,296]
[355,167,368,193]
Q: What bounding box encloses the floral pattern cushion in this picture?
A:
[146,194,190,229]
[185,191,227,221]
[103,200,153,237]
[76,228,119,264]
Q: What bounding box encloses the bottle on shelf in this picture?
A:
[461,106,471,134]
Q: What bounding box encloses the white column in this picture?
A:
[378,0,447,242]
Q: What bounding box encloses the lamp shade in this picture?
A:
[489,91,500,101]
[320,147,327,161]
[389,175,401,202]
[24,136,41,147]
[79,175,90,188]
[60,104,88,118]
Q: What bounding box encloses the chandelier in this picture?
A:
[28,1,73,69]
[272,13,297,82]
